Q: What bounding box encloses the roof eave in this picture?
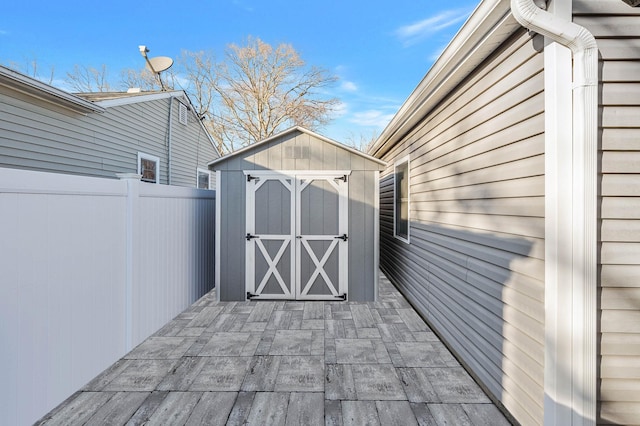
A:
[0,66,105,115]
[91,90,185,108]
[369,0,520,158]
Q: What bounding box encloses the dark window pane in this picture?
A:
[198,171,209,189]
[141,158,157,183]
[395,161,409,240]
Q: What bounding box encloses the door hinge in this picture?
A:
[247,174,259,182]
[246,233,260,241]
[247,292,258,300]
[334,234,348,241]
[335,175,348,182]
[335,293,347,300]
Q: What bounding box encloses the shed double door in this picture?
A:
[245,171,349,300]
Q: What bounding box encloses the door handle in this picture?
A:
[334,234,348,241]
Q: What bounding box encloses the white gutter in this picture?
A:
[369,0,520,158]
[510,1,598,425]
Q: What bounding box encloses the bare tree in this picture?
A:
[38,37,338,153]
[344,130,380,153]
[120,68,160,91]
[182,37,339,153]
[5,56,55,85]
[65,64,112,92]
[119,66,178,92]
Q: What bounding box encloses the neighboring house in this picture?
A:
[209,126,385,302]
[0,65,220,187]
[370,1,639,425]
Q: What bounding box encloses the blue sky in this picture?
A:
[1,0,476,144]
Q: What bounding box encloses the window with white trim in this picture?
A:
[197,168,212,189]
[137,152,160,184]
[394,156,410,242]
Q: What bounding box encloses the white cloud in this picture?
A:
[232,0,254,12]
[334,64,349,73]
[340,81,358,92]
[395,8,472,47]
[428,43,448,62]
[173,74,192,90]
[349,110,395,129]
[332,101,348,118]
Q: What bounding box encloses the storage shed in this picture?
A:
[209,126,386,302]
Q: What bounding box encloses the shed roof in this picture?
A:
[208,126,386,168]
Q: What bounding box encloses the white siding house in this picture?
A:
[371,0,640,425]
[0,65,220,186]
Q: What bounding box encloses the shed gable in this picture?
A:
[209,127,385,172]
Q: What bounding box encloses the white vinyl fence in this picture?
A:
[0,168,215,425]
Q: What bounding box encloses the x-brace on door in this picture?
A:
[245,171,349,301]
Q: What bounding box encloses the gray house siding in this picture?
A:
[0,83,218,186]
[378,30,545,426]
[573,1,640,424]
[213,128,383,302]
[169,99,218,188]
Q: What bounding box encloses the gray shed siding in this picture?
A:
[573,1,640,424]
[0,87,218,186]
[378,30,544,426]
[214,129,381,302]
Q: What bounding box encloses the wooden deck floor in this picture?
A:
[37,273,511,425]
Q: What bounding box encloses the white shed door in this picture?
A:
[245,171,348,301]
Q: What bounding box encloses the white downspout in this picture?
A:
[511,1,598,425]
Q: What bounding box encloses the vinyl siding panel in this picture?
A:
[574,1,640,424]
[379,30,544,426]
[169,100,218,187]
[0,87,218,186]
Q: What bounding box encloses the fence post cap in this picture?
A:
[116,173,142,180]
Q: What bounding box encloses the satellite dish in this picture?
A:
[146,56,173,73]
[138,46,173,91]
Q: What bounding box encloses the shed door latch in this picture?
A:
[246,233,260,241]
[334,234,348,242]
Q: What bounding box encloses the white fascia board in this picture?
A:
[370,0,520,158]
[94,90,184,108]
[0,65,105,114]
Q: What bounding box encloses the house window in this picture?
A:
[137,152,160,184]
[394,156,410,243]
[179,103,188,125]
[197,168,212,189]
